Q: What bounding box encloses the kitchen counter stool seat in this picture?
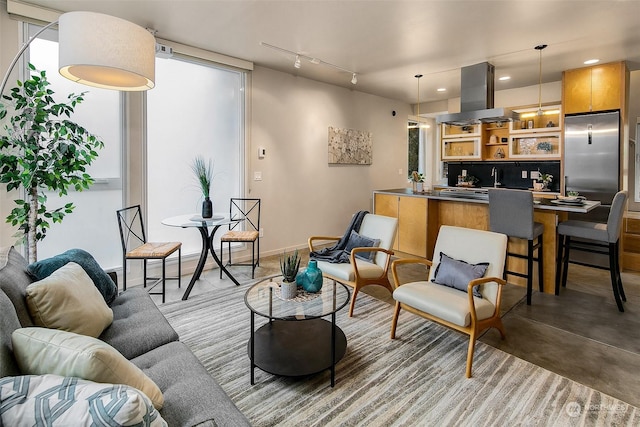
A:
[488,188,543,305]
[555,191,627,312]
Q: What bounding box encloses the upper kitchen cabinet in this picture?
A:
[563,62,627,114]
[440,123,481,161]
[508,105,562,159]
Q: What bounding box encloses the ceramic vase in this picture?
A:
[296,260,323,293]
[280,280,297,299]
[202,197,213,218]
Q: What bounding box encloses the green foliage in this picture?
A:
[280,249,301,283]
[190,155,213,198]
[0,64,103,255]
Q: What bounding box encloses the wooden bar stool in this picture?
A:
[555,191,627,312]
[488,188,544,305]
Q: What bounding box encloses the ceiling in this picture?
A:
[17,0,640,105]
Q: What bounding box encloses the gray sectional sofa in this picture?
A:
[0,246,250,426]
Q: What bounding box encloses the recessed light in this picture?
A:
[436,87,446,92]
[584,59,599,65]
[498,76,511,81]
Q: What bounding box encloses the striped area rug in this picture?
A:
[159,284,639,426]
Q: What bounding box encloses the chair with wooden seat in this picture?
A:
[556,191,628,312]
[220,198,261,279]
[116,205,181,303]
[488,188,544,305]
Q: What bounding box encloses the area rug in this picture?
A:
[159,284,639,426]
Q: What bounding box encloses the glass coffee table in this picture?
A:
[244,276,350,387]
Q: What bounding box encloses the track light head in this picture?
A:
[351,73,357,85]
[294,55,301,69]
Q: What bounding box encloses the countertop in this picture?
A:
[374,188,601,213]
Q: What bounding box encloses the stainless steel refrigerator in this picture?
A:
[564,111,620,223]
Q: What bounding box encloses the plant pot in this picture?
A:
[202,197,213,218]
[280,280,298,299]
[296,260,323,293]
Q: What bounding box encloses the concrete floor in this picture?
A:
[142,249,640,408]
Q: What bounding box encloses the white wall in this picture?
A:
[248,66,411,255]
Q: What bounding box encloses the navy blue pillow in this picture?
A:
[432,252,488,298]
[27,249,117,304]
[344,230,380,262]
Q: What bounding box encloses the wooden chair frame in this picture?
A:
[308,236,395,317]
[390,258,507,378]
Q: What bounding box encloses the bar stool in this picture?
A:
[555,191,627,312]
[488,188,544,305]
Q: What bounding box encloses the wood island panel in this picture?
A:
[398,196,428,258]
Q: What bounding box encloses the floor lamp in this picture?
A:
[1,11,156,95]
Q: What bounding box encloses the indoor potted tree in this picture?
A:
[0,64,104,263]
[191,155,214,218]
[279,249,301,299]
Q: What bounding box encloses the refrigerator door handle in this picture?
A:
[587,124,593,144]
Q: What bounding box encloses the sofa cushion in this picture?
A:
[100,287,179,360]
[26,262,113,337]
[316,258,383,283]
[0,246,35,327]
[131,341,250,427]
[0,375,167,426]
[0,290,21,378]
[27,248,117,304]
[432,252,488,298]
[393,281,496,327]
[11,327,164,410]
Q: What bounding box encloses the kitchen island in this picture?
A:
[373,188,601,295]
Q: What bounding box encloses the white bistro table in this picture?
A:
[162,214,242,300]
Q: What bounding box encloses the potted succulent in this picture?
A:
[279,249,301,299]
[191,155,214,218]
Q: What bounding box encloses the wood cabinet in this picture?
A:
[441,124,482,161]
[622,214,640,272]
[482,124,509,160]
[508,105,562,160]
[563,62,626,114]
[373,193,428,258]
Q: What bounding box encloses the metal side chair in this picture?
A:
[220,198,261,279]
[116,205,181,303]
[488,188,544,305]
[556,191,628,312]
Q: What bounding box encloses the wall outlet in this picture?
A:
[462,169,467,177]
[259,228,264,238]
[530,171,540,179]
[522,171,528,179]
[254,171,262,181]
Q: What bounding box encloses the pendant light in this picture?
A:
[535,44,548,116]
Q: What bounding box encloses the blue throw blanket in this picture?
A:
[310,210,368,263]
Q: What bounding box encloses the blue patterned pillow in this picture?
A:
[0,375,166,426]
[27,249,117,304]
[432,252,489,298]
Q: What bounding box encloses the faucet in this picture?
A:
[491,167,501,187]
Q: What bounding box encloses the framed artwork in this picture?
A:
[328,126,372,165]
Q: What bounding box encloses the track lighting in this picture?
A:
[260,41,357,85]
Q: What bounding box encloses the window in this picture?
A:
[407,116,435,186]
[145,56,245,256]
[24,25,123,269]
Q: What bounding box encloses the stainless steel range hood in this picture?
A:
[436,62,519,125]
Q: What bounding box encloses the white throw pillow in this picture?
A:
[0,374,167,427]
[11,327,164,410]
[26,262,113,337]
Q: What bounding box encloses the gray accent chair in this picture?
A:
[488,188,544,305]
[555,191,628,312]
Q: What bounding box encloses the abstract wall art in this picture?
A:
[328,126,372,165]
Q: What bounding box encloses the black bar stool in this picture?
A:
[555,191,627,312]
[489,188,544,305]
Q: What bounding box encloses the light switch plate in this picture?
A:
[522,171,528,179]
[254,171,262,181]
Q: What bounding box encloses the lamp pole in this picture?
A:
[0,20,59,96]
